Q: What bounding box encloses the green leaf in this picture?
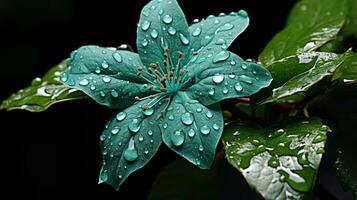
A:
[187,56,272,106]
[188,10,249,58]
[98,99,164,190]
[0,61,85,112]
[148,159,218,200]
[223,118,329,200]
[161,92,223,169]
[259,0,347,66]
[262,50,352,104]
[136,0,190,69]
[344,0,357,38]
[332,53,357,84]
[61,45,154,109]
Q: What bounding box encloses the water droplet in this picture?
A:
[241,65,247,70]
[128,119,141,133]
[214,19,220,24]
[206,111,213,118]
[100,171,108,182]
[238,10,248,18]
[111,127,120,135]
[213,123,219,130]
[79,79,89,86]
[168,115,174,120]
[163,15,173,24]
[199,145,204,152]
[95,67,101,74]
[234,83,243,92]
[111,89,118,98]
[163,123,168,129]
[123,147,138,162]
[268,157,280,168]
[102,76,111,83]
[179,33,190,45]
[113,52,122,63]
[269,129,285,138]
[208,88,215,95]
[100,91,106,97]
[215,38,226,45]
[188,129,195,137]
[116,112,126,121]
[168,27,176,35]
[90,85,96,91]
[212,74,224,84]
[141,21,151,31]
[313,134,327,143]
[239,75,253,84]
[171,130,185,147]
[181,112,194,125]
[147,130,153,136]
[143,107,154,116]
[118,175,123,179]
[138,135,144,142]
[223,87,228,94]
[200,125,210,135]
[195,106,202,113]
[213,51,230,63]
[100,134,107,141]
[217,23,234,33]
[150,29,158,38]
[192,27,201,36]
[101,61,109,69]
[142,38,148,47]
[60,73,68,82]
[159,9,163,15]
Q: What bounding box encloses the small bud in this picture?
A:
[135,96,140,101]
[150,63,158,68]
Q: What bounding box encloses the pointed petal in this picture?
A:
[98,99,164,190]
[61,46,155,109]
[136,0,191,71]
[161,92,223,169]
[187,52,272,106]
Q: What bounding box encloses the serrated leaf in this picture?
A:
[0,61,86,112]
[223,118,329,200]
[259,0,347,66]
[262,50,352,104]
[148,159,218,200]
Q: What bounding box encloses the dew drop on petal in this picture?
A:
[113,52,122,63]
[188,128,195,137]
[206,111,213,118]
[142,38,148,47]
[163,14,173,24]
[60,73,68,82]
[79,79,89,86]
[213,51,230,63]
[123,139,138,162]
[238,10,248,18]
[168,27,176,35]
[147,130,153,136]
[192,27,201,36]
[213,123,219,130]
[171,130,185,147]
[150,29,158,39]
[111,127,120,135]
[235,82,243,92]
[212,74,224,84]
[179,33,190,45]
[141,21,151,31]
[101,61,109,69]
[116,112,126,121]
[239,75,253,84]
[102,76,111,83]
[200,125,210,135]
[208,88,215,95]
[143,107,155,116]
[181,112,194,125]
[111,89,118,98]
[128,119,141,133]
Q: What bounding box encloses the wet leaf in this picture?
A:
[223,118,329,200]
[262,50,352,104]
[259,0,347,66]
[148,159,218,200]
[332,53,357,84]
[0,61,86,112]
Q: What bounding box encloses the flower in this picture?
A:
[60,0,272,190]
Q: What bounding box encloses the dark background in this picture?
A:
[0,0,352,199]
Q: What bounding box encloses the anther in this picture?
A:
[136,71,142,76]
[142,104,149,110]
[179,69,183,75]
[135,96,141,101]
[136,65,143,71]
[177,51,183,58]
[150,63,158,68]
[160,88,167,92]
[193,51,198,55]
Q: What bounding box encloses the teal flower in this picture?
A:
[60,0,272,190]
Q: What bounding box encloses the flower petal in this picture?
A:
[61,45,155,109]
[161,92,223,169]
[187,52,272,106]
[136,0,191,71]
[98,99,164,190]
[187,10,249,61]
